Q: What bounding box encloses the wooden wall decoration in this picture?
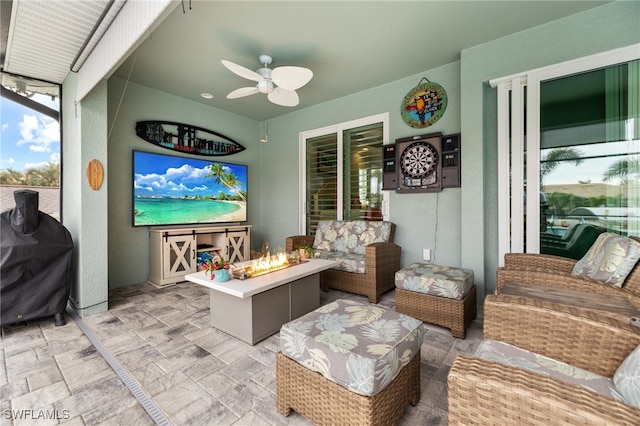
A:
[86,159,104,190]
[135,121,245,156]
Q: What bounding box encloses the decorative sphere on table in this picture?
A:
[214,269,230,282]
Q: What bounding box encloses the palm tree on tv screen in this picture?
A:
[206,163,246,202]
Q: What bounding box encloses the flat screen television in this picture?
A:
[132,150,248,227]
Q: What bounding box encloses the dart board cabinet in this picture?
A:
[395,132,443,193]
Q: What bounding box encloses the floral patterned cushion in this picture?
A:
[395,263,474,300]
[314,250,366,274]
[475,340,623,402]
[614,344,640,408]
[571,233,640,287]
[280,299,424,396]
[313,220,393,255]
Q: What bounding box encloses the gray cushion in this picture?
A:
[571,232,640,287]
[395,262,474,300]
[280,299,423,396]
[313,220,393,255]
[314,249,365,274]
[614,344,640,408]
[475,339,622,402]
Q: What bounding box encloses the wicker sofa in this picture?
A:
[448,295,640,425]
[285,220,400,303]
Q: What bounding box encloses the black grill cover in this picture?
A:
[1,190,73,326]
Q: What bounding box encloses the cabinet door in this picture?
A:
[164,234,197,278]
[226,231,249,262]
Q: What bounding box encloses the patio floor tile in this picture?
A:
[1,283,483,425]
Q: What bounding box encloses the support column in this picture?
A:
[62,74,109,316]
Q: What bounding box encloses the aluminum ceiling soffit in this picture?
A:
[1,0,124,97]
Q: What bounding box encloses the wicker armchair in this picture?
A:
[285,221,401,303]
[484,294,640,377]
[448,355,640,425]
[496,236,640,326]
[448,294,640,425]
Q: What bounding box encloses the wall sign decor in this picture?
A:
[400,78,448,128]
[135,121,245,156]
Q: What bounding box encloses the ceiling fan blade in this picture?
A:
[227,87,259,99]
[221,60,262,82]
[268,87,299,107]
[271,66,313,91]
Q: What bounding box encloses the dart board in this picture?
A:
[395,133,443,193]
[400,141,438,179]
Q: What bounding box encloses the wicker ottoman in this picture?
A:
[276,299,423,426]
[395,262,476,339]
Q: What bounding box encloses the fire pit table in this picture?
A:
[185,258,337,345]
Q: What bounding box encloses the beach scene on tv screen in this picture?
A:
[133,152,247,226]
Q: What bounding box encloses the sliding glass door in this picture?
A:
[493,46,639,262]
[540,61,639,256]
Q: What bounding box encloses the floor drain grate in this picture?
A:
[67,306,173,426]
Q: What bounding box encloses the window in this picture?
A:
[0,73,61,220]
[300,114,389,234]
[492,46,639,263]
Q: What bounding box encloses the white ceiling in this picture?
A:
[2,1,610,121]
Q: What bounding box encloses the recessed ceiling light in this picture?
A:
[200,92,214,99]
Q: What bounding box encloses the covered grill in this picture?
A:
[1,190,73,326]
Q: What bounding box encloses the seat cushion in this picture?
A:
[279,299,424,396]
[571,232,640,287]
[314,249,365,273]
[395,263,474,300]
[614,344,640,408]
[475,340,622,402]
[313,220,393,255]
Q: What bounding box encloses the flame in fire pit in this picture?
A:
[233,251,294,279]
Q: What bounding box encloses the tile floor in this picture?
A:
[1,283,483,425]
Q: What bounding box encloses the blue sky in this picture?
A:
[133,151,247,198]
[1,94,60,172]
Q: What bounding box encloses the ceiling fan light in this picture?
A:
[257,80,274,94]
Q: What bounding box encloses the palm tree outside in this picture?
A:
[540,147,584,183]
[603,159,640,184]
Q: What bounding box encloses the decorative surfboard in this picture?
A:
[135,121,245,156]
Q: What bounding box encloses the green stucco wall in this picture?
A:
[460,0,640,294]
[64,1,638,310]
[106,80,261,288]
[257,61,462,270]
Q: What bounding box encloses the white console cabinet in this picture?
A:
[148,225,251,287]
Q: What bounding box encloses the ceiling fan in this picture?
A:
[221,55,313,107]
